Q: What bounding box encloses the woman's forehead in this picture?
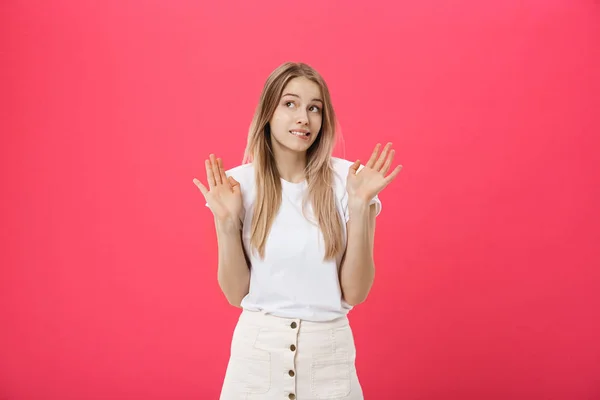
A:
[282,77,322,100]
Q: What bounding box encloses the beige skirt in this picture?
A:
[219,310,364,400]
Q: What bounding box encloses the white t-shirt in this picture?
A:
[211,157,381,322]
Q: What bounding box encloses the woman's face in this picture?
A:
[268,76,323,155]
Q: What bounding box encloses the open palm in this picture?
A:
[193,154,243,223]
[347,142,402,202]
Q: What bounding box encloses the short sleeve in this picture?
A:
[370,195,382,217]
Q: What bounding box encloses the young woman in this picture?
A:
[193,62,401,400]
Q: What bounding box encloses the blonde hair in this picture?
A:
[243,62,343,260]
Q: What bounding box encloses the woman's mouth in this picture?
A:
[290,130,310,141]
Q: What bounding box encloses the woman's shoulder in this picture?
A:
[330,157,354,180]
[225,162,255,183]
[331,157,355,171]
[226,158,352,188]
[329,157,354,194]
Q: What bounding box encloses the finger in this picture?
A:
[193,178,209,196]
[210,154,222,185]
[381,149,395,175]
[228,176,240,193]
[365,144,381,168]
[384,165,403,185]
[218,158,228,186]
[374,143,392,171]
[348,160,361,175]
[205,159,216,188]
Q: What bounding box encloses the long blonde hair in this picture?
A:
[243,62,343,260]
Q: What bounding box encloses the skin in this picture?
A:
[193,77,402,306]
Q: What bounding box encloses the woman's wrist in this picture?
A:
[215,215,242,235]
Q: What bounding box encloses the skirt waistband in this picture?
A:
[238,309,350,332]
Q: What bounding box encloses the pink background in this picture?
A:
[2,1,599,399]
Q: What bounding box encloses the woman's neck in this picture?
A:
[273,148,307,183]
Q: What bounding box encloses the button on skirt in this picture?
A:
[219,310,364,400]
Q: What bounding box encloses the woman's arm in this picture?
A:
[339,142,402,306]
[339,200,378,306]
[215,218,250,307]
[194,155,250,307]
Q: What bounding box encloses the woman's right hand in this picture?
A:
[193,154,243,228]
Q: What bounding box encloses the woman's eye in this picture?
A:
[309,105,320,112]
[285,102,295,108]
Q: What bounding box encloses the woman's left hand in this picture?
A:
[346,142,402,203]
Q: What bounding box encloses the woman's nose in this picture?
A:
[296,110,309,125]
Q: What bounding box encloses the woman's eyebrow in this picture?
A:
[282,93,323,103]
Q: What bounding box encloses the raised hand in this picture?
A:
[346,142,402,202]
[193,154,243,225]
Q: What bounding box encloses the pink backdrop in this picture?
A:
[2,1,599,399]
